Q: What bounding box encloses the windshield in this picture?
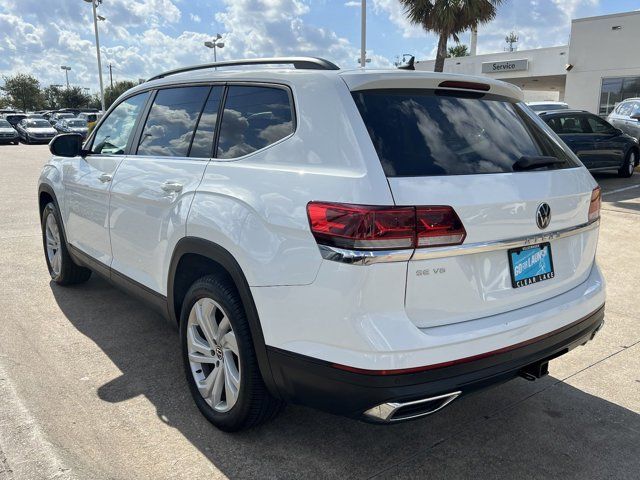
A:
[27,120,51,128]
[68,120,86,127]
[0,119,11,128]
[58,113,75,118]
[352,89,580,177]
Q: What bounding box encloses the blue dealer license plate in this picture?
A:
[508,242,554,288]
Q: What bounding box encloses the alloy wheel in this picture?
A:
[186,297,241,412]
[45,213,62,276]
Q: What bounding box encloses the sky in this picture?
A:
[0,0,638,92]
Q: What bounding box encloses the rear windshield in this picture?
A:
[352,89,580,177]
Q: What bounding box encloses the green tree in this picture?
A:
[447,43,469,57]
[399,0,504,72]
[42,85,63,110]
[104,80,137,109]
[58,86,92,108]
[1,73,44,111]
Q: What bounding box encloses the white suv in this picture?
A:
[38,57,605,431]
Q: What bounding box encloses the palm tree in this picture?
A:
[400,0,504,72]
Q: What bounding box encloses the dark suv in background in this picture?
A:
[539,109,639,178]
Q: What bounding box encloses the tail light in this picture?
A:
[307,202,466,250]
[588,186,601,222]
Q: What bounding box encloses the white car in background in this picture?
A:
[38,57,606,431]
[0,118,19,144]
[607,97,640,141]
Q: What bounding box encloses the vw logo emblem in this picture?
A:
[536,203,551,230]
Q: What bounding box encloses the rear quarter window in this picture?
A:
[352,89,580,177]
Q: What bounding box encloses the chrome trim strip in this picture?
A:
[318,245,413,266]
[363,391,462,422]
[318,219,599,265]
[410,218,599,261]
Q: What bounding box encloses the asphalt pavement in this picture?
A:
[0,143,638,479]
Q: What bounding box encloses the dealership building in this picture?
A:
[415,10,640,115]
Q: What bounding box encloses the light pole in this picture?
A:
[84,0,105,112]
[360,0,366,68]
[60,66,71,88]
[204,34,225,63]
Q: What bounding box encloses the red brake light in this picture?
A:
[416,206,466,247]
[588,186,601,222]
[307,203,415,250]
[307,202,466,250]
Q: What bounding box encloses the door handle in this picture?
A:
[98,173,113,183]
[161,181,183,193]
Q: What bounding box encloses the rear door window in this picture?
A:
[216,85,294,159]
[352,89,579,177]
[137,86,210,157]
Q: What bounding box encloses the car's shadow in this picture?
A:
[50,277,640,478]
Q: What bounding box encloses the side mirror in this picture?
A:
[49,134,84,157]
[613,128,624,135]
[631,114,640,121]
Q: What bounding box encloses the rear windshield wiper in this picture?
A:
[513,156,565,171]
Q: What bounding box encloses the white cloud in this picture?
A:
[372,0,427,38]
[344,1,360,6]
[0,0,394,90]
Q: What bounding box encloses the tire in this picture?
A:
[618,149,637,178]
[25,135,30,145]
[180,274,284,432]
[41,202,92,285]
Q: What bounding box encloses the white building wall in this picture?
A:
[564,11,640,113]
[415,46,569,80]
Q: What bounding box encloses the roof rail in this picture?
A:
[147,57,340,81]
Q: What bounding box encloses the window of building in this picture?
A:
[137,86,210,157]
[217,86,294,159]
[599,76,640,116]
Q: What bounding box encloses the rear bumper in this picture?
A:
[267,304,605,419]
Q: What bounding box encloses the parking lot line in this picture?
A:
[601,184,640,196]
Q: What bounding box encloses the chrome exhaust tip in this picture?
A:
[363,391,461,423]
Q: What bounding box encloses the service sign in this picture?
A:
[481,59,529,73]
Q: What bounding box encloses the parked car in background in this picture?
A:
[16,118,57,144]
[540,109,639,177]
[26,113,45,119]
[0,109,21,116]
[527,101,569,112]
[54,118,89,138]
[77,112,103,133]
[39,58,605,431]
[607,98,640,141]
[49,112,75,126]
[3,113,28,128]
[0,118,19,144]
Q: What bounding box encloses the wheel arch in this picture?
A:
[167,237,281,398]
